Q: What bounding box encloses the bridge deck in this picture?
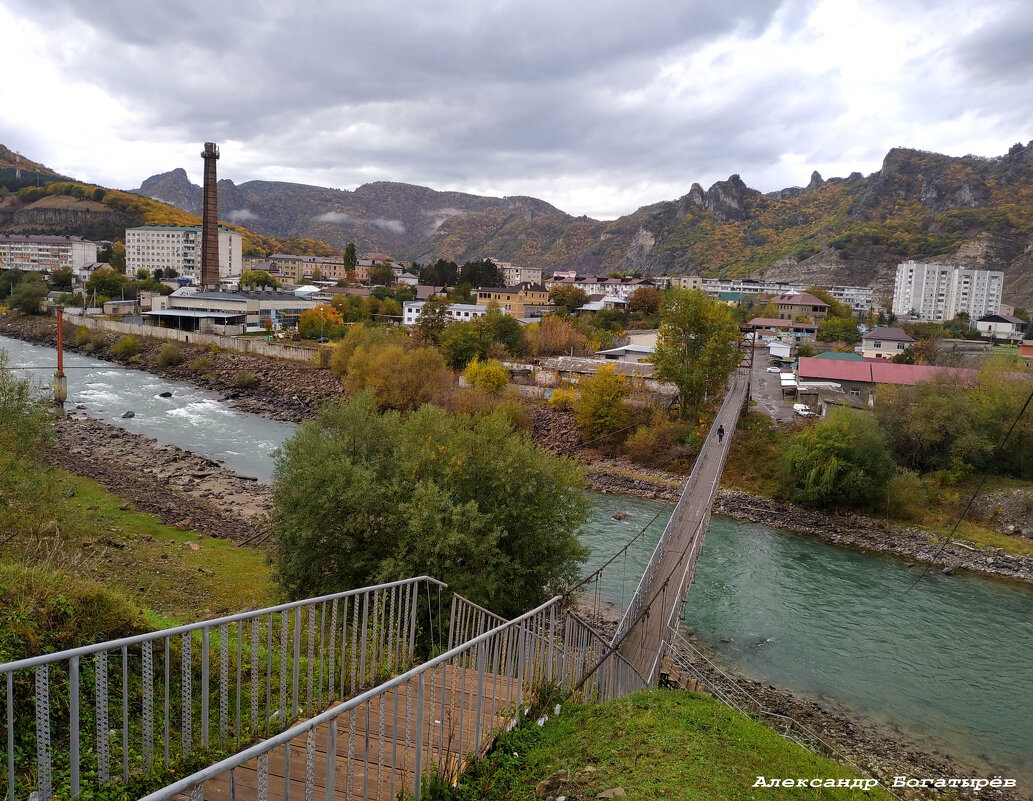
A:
[617,371,750,681]
[184,664,522,801]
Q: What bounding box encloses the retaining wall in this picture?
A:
[65,315,326,365]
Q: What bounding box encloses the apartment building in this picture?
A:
[125,225,242,284]
[892,261,1003,321]
[0,234,100,273]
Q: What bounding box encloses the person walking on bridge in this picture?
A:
[717,424,725,444]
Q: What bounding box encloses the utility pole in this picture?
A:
[53,308,67,406]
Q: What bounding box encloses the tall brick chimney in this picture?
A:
[200,142,220,289]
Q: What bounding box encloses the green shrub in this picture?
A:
[110,335,139,359]
[231,370,259,389]
[73,325,92,346]
[462,357,509,393]
[884,469,926,521]
[624,411,693,469]
[548,386,577,410]
[191,357,214,373]
[156,343,184,367]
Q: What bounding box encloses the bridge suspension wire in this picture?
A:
[902,381,1033,596]
[562,503,671,601]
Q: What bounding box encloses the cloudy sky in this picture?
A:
[1,0,1030,219]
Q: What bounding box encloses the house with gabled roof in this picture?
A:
[860,326,915,359]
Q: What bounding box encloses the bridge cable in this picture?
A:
[901,381,1033,596]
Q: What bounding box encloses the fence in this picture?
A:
[132,595,647,801]
[0,577,444,801]
[63,315,325,365]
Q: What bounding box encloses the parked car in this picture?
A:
[766,366,782,373]
[793,403,815,417]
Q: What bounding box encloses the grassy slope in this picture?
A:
[2,469,275,637]
[453,690,891,801]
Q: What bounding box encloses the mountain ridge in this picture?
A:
[5,142,1033,306]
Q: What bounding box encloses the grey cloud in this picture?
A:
[370,219,406,234]
[316,212,351,224]
[226,208,259,223]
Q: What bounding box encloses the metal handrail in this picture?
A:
[0,576,446,675]
[137,596,565,801]
[1,576,443,801]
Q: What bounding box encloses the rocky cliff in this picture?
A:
[12,141,1033,307]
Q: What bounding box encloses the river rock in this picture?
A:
[536,770,568,798]
[596,789,626,799]
[121,410,135,418]
[611,512,628,521]
[158,391,172,398]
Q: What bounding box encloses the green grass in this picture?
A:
[450,690,892,800]
[5,470,276,626]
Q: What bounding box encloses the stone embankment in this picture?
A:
[50,416,272,544]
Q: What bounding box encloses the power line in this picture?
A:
[902,381,1033,595]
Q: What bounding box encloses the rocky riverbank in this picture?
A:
[50,415,272,544]
[577,456,1033,585]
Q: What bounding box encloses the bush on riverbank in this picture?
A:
[271,390,588,617]
[110,334,140,358]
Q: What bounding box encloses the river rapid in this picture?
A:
[4,334,1032,789]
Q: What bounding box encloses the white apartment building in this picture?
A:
[700,278,875,312]
[494,260,543,287]
[402,300,488,327]
[0,234,100,273]
[892,261,1003,321]
[125,225,242,284]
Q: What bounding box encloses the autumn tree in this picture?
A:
[652,289,740,416]
[628,286,663,316]
[525,315,592,357]
[298,304,345,340]
[574,364,632,451]
[549,285,589,312]
[463,358,509,393]
[343,242,357,270]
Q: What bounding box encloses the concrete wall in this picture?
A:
[67,315,326,365]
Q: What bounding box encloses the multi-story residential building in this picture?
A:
[544,275,656,301]
[476,282,551,318]
[892,261,1003,321]
[493,260,544,287]
[0,234,100,273]
[860,326,915,359]
[125,225,242,284]
[260,254,349,284]
[402,301,489,327]
[701,278,875,312]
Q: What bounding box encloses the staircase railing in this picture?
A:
[0,577,444,801]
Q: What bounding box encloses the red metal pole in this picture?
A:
[56,308,65,377]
